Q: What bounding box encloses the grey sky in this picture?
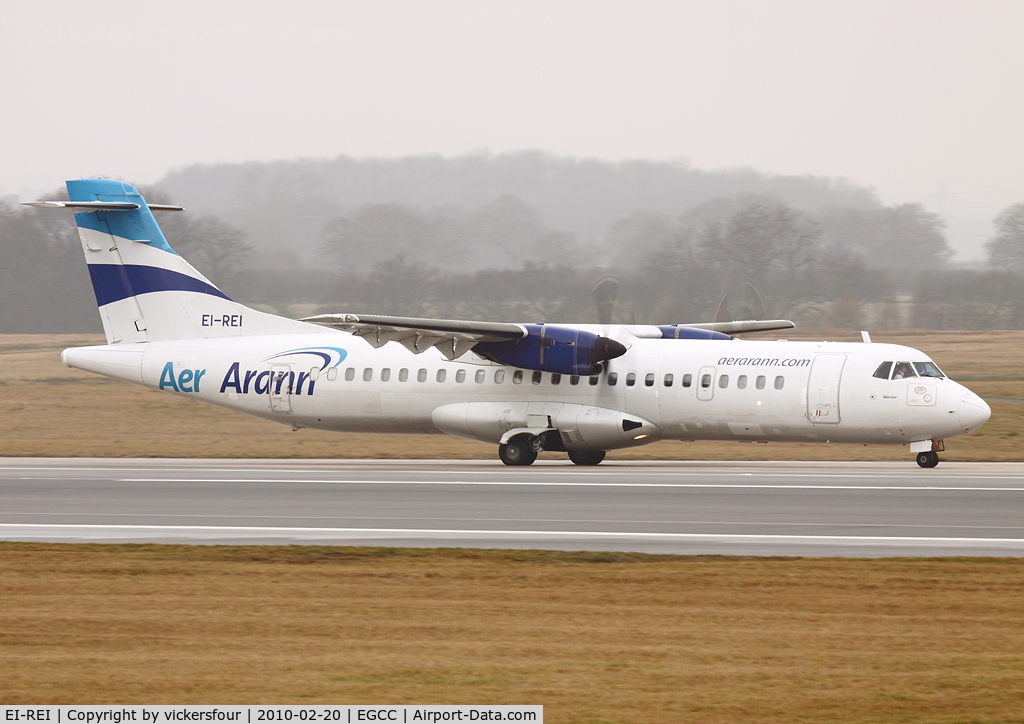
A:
[3,0,1022,259]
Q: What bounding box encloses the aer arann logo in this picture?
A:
[217,347,349,397]
[159,362,207,392]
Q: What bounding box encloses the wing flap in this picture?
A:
[300,314,526,357]
[676,319,795,335]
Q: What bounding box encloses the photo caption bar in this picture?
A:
[1,707,541,724]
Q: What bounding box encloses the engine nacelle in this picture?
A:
[474,324,626,376]
[431,401,660,452]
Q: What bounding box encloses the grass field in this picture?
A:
[0,331,1021,460]
[1,544,1023,722]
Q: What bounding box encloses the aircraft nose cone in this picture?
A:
[958,395,991,432]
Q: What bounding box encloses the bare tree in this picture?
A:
[986,202,1024,270]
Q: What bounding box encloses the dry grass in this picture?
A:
[1,331,1021,460]
[0,544,1022,722]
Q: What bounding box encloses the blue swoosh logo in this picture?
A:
[264,346,348,370]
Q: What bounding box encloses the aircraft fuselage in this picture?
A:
[62,332,989,451]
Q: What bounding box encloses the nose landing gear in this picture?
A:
[916,451,940,468]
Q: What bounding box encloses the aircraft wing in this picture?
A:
[300,314,526,360]
[674,319,795,335]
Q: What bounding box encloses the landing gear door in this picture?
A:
[807,354,846,425]
[269,364,293,414]
[696,366,716,401]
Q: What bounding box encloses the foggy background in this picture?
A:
[2,1,1024,332]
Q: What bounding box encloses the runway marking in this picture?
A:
[115,478,1024,491]
[2,511,1023,530]
[4,467,1024,481]
[2,523,1024,546]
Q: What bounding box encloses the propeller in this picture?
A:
[592,275,619,326]
[712,280,768,328]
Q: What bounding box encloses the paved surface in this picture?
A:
[2,458,1024,556]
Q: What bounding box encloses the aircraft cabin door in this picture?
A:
[269,364,293,414]
[696,366,716,401]
[806,354,846,425]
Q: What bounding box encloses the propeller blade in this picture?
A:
[592,276,619,326]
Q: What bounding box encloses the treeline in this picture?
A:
[157,152,879,266]
[3,179,1024,334]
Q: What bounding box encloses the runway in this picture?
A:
[2,458,1024,556]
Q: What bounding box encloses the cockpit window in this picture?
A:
[872,361,893,379]
[914,361,944,378]
[891,361,916,379]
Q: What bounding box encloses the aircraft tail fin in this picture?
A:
[27,179,311,343]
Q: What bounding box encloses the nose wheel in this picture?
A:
[916,451,940,468]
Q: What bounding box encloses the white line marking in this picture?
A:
[2,511,1022,530]
[4,468,1024,481]
[1,523,1023,545]
[115,478,1024,491]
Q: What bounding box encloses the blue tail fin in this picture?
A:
[30,179,310,343]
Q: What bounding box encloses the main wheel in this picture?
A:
[916,451,939,468]
[568,450,606,466]
[499,436,538,466]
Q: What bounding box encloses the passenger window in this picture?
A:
[645,373,655,387]
[873,361,893,380]
[344,367,354,381]
[701,374,712,388]
[737,375,747,389]
[718,374,729,388]
[551,373,561,385]
[682,374,692,388]
[327,367,338,381]
[456,369,466,383]
[608,372,618,386]
[914,361,944,378]
[756,375,765,389]
[475,369,485,383]
[381,368,391,382]
[399,368,409,382]
[570,375,580,385]
[494,370,505,384]
[774,375,785,390]
[310,367,320,381]
[417,368,427,382]
[436,369,446,383]
[590,375,599,385]
[513,370,523,384]
[664,373,674,387]
[891,362,916,379]
[363,368,373,382]
[532,371,542,385]
[626,373,636,387]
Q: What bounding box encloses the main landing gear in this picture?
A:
[568,450,606,466]
[498,436,537,466]
[916,451,940,468]
[498,433,607,467]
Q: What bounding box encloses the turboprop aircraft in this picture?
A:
[26,179,991,468]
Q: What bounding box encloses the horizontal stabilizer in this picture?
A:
[23,201,183,212]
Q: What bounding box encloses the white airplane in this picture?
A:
[26,179,991,468]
